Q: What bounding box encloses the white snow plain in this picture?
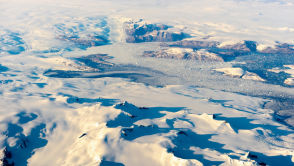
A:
[0,0,294,166]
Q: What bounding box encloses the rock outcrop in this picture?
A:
[143,48,224,62]
[260,43,294,54]
[284,78,294,85]
[242,71,265,81]
[57,35,109,48]
[163,40,259,61]
[166,40,294,60]
[219,40,257,52]
[124,20,188,43]
[214,67,265,81]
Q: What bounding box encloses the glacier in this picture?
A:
[0,0,294,166]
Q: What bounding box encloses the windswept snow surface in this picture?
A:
[0,0,294,166]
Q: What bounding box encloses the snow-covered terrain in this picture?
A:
[0,0,294,166]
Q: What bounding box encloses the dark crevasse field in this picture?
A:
[0,0,294,166]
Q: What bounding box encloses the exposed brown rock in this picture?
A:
[124,21,188,43]
[143,48,223,62]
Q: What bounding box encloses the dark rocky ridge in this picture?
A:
[221,41,257,52]
[142,40,259,62]
[1,148,14,166]
[155,40,294,62]
[124,20,294,61]
[75,54,114,71]
[167,40,294,55]
[143,48,224,62]
[260,43,294,54]
[155,40,257,61]
[124,20,189,43]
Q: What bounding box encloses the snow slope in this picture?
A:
[0,0,294,166]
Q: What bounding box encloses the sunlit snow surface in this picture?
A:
[0,0,294,166]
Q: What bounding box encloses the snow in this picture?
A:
[1,73,293,165]
[214,68,245,77]
[218,40,242,48]
[242,72,265,82]
[165,47,194,55]
[0,0,293,165]
[285,78,294,85]
[214,68,266,81]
